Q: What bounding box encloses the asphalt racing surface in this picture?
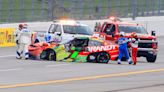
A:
[0,37,164,92]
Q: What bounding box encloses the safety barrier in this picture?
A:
[0,28,16,47]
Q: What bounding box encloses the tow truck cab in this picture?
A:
[95,17,158,63]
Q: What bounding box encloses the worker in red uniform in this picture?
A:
[130,32,138,65]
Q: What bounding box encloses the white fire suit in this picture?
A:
[14,29,21,58]
[14,29,21,43]
[16,28,32,59]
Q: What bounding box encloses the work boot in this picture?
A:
[117,60,121,65]
[128,61,133,65]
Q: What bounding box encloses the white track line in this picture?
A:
[0,68,22,72]
[45,64,71,68]
[0,55,15,58]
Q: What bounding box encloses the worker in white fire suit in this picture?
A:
[16,24,32,59]
[14,24,23,58]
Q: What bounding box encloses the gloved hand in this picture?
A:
[16,40,19,44]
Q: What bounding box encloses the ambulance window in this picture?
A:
[88,40,102,46]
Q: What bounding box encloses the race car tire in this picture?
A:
[47,50,56,61]
[96,52,110,63]
[87,53,98,63]
[40,50,47,60]
[146,54,156,63]
[40,50,56,61]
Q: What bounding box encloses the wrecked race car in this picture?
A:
[29,37,119,63]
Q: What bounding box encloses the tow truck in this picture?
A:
[94,16,158,63]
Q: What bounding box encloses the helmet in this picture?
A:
[23,24,28,28]
[120,31,125,36]
[19,24,23,29]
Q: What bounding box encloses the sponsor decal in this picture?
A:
[87,45,117,52]
[0,28,15,47]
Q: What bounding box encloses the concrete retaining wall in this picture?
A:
[0,16,164,36]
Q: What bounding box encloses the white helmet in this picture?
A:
[120,31,125,36]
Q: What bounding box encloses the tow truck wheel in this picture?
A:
[146,54,157,63]
[96,52,110,63]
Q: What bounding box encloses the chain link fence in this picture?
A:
[0,0,164,23]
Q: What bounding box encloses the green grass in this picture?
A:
[0,0,48,22]
[1,0,164,23]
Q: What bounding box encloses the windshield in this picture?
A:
[63,25,93,35]
[118,25,148,34]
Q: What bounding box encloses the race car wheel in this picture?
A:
[40,51,47,60]
[87,53,97,63]
[146,54,157,63]
[40,50,56,61]
[47,50,56,61]
[96,52,110,63]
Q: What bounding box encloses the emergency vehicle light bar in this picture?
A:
[108,16,122,22]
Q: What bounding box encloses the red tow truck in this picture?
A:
[94,17,158,63]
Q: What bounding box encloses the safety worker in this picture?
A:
[31,32,39,44]
[44,33,61,43]
[130,32,138,65]
[44,33,51,43]
[14,24,23,59]
[16,24,32,59]
[117,31,132,65]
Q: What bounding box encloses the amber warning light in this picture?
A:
[108,16,117,22]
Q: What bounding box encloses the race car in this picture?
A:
[28,42,58,60]
[29,37,119,63]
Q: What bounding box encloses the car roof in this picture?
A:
[53,20,88,26]
[105,20,143,26]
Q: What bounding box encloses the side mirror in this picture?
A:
[151,31,156,36]
[55,32,61,36]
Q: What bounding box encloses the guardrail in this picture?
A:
[0,28,16,47]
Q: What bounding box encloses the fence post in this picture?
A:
[41,0,45,19]
[8,0,13,22]
[146,0,149,16]
[98,0,102,19]
[152,0,155,16]
[0,0,1,22]
[48,0,53,20]
[141,1,144,16]
[158,0,161,16]
[106,0,110,17]
[124,0,129,17]
[79,0,84,19]
[20,0,24,22]
[31,0,34,21]
[132,0,136,20]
